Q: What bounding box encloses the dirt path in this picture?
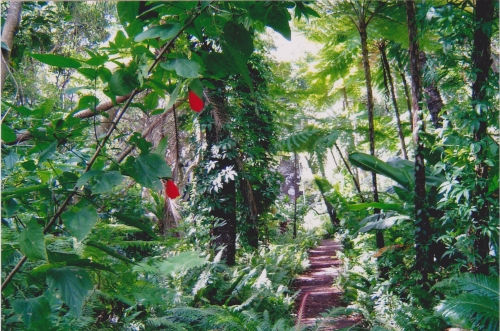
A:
[293,239,362,330]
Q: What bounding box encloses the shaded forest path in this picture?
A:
[293,239,362,330]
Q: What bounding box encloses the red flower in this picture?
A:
[165,180,180,199]
[188,90,204,112]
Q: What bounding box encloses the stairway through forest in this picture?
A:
[293,239,363,330]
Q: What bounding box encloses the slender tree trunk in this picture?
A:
[471,0,494,275]
[399,68,414,132]
[378,41,408,159]
[333,144,364,202]
[342,86,349,111]
[405,0,432,284]
[1,1,23,93]
[306,157,340,228]
[358,21,384,249]
[419,52,444,128]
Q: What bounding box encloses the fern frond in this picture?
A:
[146,316,188,330]
[436,293,499,331]
[165,306,260,331]
[433,272,499,331]
[453,273,499,300]
[281,129,320,153]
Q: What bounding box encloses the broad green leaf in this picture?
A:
[158,80,182,115]
[77,95,99,110]
[223,21,254,60]
[47,251,80,263]
[91,171,124,194]
[349,153,410,188]
[13,296,51,329]
[161,59,201,78]
[144,91,159,110]
[77,68,98,80]
[1,123,16,142]
[19,218,47,261]
[109,69,136,96]
[134,23,182,42]
[221,42,254,97]
[129,132,152,153]
[62,206,98,241]
[157,251,207,274]
[2,184,49,198]
[65,259,115,273]
[37,99,56,117]
[189,78,203,97]
[153,136,168,157]
[28,263,60,286]
[46,266,93,316]
[116,1,140,26]
[85,241,138,265]
[294,2,320,20]
[265,6,292,40]
[30,53,81,69]
[76,170,102,187]
[4,151,19,169]
[3,198,20,217]
[130,153,172,190]
[21,160,37,171]
[347,202,406,213]
[203,52,230,77]
[2,100,32,116]
[359,215,411,233]
[113,212,159,240]
[38,140,58,163]
[84,50,108,66]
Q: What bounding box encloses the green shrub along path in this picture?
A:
[294,239,362,330]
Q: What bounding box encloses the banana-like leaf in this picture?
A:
[349,153,410,187]
[347,202,406,213]
[359,214,411,232]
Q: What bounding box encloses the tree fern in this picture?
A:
[434,273,499,331]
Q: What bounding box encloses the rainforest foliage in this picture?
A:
[1,1,498,331]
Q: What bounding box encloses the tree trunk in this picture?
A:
[378,41,408,159]
[204,87,236,266]
[209,155,237,266]
[238,171,259,250]
[306,156,340,229]
[419,52,444,128]
[333,144,364,202]
[358,22,384,249]
[399,68,414,132]
[1,1,23,93]
[471,0,494,275]
[405,0,432,284]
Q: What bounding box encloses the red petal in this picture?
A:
[189,90,204,112]
[165,180,181,199]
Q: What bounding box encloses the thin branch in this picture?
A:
[115,99,186,163]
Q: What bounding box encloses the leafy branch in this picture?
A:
[1,8,203,291]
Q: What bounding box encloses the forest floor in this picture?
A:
[293,239,363,330]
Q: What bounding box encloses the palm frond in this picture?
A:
[434,273,499,331]
[436,294,499,331]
